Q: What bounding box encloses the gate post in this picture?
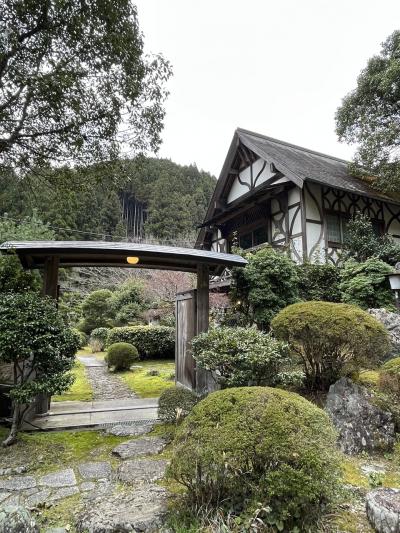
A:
[36,255,60,415]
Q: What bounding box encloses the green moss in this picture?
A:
[121,359,175,398]
[341,458,369,488]
[36,492,81,531]
[332,509,374,533]
[0,429,127,475]
[382,356,400,371]
[52,359,93,402]
[358,370,380,387]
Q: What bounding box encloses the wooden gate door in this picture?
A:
[175,291,197,390]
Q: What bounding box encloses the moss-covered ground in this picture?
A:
[120,359,175,398]
[52,359,93,402]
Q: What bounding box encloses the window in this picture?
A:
[236,225,268,250]
[326,212,349,245]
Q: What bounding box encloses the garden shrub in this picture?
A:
[379,357,400,396]
[158,386,199,423]
[72,328,88,349]
[271,301,390,390]
[106,342,139,371]
[89,327,110,352]
[79,289,114,334]
[297,262,341,302]
[339,258,394,309]
[168,387,341,530]
[192,326,302,388]
[230,245,299,329]
[106,325,174,359]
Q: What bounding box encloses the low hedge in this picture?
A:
[106,325,174,360]
[168,387,341,530]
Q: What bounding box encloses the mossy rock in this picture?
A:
[168,386,341,530]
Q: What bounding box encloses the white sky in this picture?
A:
[134,0,400,177]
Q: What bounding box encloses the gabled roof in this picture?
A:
[0,240,247,274]
[198,128,399,243]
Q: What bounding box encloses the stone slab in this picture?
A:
[112,437,166,459]
[106,422,154,437]
[366,488,400,533]
[25,488,52,509]
[39,469,76,488]
[77,462,111,481]
[79,482,96,492]
[0,492,10,504]
[116,459,168,484]
[49,485,79,502]
[76,484,167,533]
[0,476,36,491]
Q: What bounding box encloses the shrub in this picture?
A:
[168,387,341,530]
[297,262,341,302]
[192,326,302,388]
[271,301,390,390]
[106,325,174,359]
[72,328,88,349]
[379,357,400,396]
[106,342,139,371]
[79,289,114,334]
[339,258,394,309]
[89,327,110,352]
[230,246,299,329]
[0,293,79,445]
[158,386,199,423]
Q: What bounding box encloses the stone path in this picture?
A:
[77,355,137,401]
[0,423,169,532]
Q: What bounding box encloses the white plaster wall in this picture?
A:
[288,206,301,235]
[288,187,300,205]
[227,159,274,204]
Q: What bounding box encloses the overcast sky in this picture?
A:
[134,0,400,177]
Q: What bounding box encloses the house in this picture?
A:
[196,128,400,264]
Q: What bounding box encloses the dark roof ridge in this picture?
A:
[236,127,350,166]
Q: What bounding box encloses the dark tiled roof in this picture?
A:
[237,128,395,202]
[0,240,247,274]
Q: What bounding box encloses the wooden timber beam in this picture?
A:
[42,256,60,300]
[195,264,213,394]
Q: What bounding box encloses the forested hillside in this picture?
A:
[0,158,216,243]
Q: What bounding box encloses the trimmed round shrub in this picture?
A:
[158,386,199,423]
[271,301,390,390]
[89,327,110,352]
[106,325,174,359]
[168,387,341,529]
[192,326,302,388]
[106,342,139,371]
[71,328,87,349]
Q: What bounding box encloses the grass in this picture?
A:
[52,359,93,402]
[120,359,175,398]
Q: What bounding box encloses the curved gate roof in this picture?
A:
[0,241,247,274]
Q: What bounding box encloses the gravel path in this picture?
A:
[78,357,137,401]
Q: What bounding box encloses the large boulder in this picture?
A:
[325,377,395,454]
[0,505,38,533]
[366,488,400,533]
[368,308,400,357]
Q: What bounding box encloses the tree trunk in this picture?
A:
[2,403,21,447]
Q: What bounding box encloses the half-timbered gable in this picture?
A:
[196,128,400,265]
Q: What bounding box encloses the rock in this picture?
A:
[326,378,395,454]
[44,529,69,533]
[366,488,400,533]
[0,467,27,477]
[0,505,38,532]
[79,482,96,492]
[77,462,111,481]
[116,459,168,484]
[0,477,36,492]
[76,484,167,532]
[49,486,79,502]
[368,308,400,356]
[39,469,76,488]
[361,464,387,475]
[25,489,51,509]
[105,422,154,437]
[0,495,20,507]
[0,493,10,504]
[112,437,166,459]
